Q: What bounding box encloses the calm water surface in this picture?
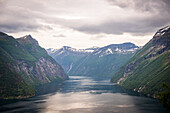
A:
[0,76,166,113]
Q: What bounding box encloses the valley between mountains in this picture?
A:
[47,42,139,78]
[47,25,170,97]
[0,26,169,111]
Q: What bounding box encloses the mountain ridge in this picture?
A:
[47,42,140,77]
[111,25,170,97]
[0,32,68,99]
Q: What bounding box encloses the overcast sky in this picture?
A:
[0,0,170,49]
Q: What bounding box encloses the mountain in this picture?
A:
[69,43,139,77]
[0,32,68,99]
[111,25,170,97]
[46,46,98,73]
[48,43,139,78]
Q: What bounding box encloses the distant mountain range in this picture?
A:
[46,46,99,73]
[47,25,170,98]
[47,42,140,77]
[111,25,170,97]
[1,25,169,100]
[0,33,68,99]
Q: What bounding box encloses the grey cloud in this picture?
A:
[0,23,40,33]
[73,0,170,35]
[76,16,170,35]
[42,25,53,30]
[107,0,170,13]
[90,34,108,40]
[0,0,47,33]
[0,14,42,33]
[0,0,170,35]
[53,34,66,38]
[45,0,170,35]
[95,34,106,38]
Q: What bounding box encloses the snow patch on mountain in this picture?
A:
[62,46,95,53]
[154,25,170,37]
[47,43,140,58]
[94,50,102,55]
[57,50,64,55]
[106,48,113,54]
[96,47,139,57]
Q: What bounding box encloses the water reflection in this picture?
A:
[0,76,166,113]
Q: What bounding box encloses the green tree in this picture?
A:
[158,83,170,111]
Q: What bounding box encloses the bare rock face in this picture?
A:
[14,57,68,85]
[0,32,68,99]
[15,35,68,85]
[35,57,68,81]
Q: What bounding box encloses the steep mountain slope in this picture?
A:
[0,47,34,99]
[48,43,139,78]
[0,32,68,99]
[47,46,98,73]
[111,26,170,97]
[69,43,139,77]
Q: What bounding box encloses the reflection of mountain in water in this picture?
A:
[0,76,166,113]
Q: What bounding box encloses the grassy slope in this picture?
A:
[120,52,170,96]
[0,64,35,99]
[111,31,170,96]
[69,53,134,77]
[16,37,59,67]
[0,46,34,99]
[16,37,48,59]
[53,54,84,72]
[0,33,66,99]
[0,35,36,62]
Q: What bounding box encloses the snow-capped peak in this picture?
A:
[106,48,113,54]
[98,48,113,57]
[48,46,95,55]
[160,25,170,32]
[154,25,170,37]
[115,48,121,52]
[48,48,55,51]
[65,47,94,53]
[21,35,32,39]
[47,43,139,57]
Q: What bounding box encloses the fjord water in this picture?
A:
[0,76,166,113]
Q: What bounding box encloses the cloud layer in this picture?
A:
[0,0,170,48]
[0,0,169,34]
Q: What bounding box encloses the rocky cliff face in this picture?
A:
[111,26,170,97]
[16,35,68,84]
[14,57,68,85]
[0,32,68,99]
